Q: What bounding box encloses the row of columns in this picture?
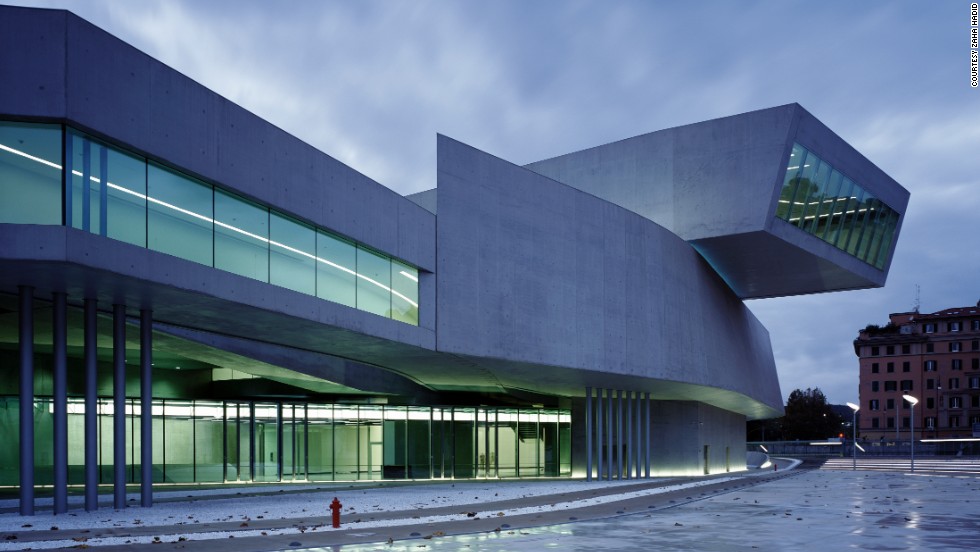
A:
[584,387,651,481]
[17,286,153,516]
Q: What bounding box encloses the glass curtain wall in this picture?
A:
[0,398,570,487]
[0,120,420,326]
[775,142,900,269]
[0,121,62,225]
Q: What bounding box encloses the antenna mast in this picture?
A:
[913,284,920,314]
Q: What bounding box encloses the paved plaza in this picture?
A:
[2,459,979,550]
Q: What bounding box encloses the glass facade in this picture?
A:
[0,120,419,326]
[67,130,148,247]
[775,143,899,270]
[0,122,62,225]
[0,396,570,486]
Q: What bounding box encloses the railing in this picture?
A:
[748,439,980,457]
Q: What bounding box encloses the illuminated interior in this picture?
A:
[775,142,899,270]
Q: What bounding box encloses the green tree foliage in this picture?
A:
[780,387,844,440]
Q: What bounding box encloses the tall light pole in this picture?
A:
[903,394,919,472]
[846,402,860,471]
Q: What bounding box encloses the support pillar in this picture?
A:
[634,392,641,477]
[596,388,603,480]
[625,391,632,480]
[606,389,613,481]
[52,292,68,514]
[585,387,592,482]
[19,286,34,516]
[113,304,126,510]
[140,309,153,508]
[249,401,256,481]
[644,392,651,478]
[616,390,623,480]
[277,403,284,482]
[84,299,98,511]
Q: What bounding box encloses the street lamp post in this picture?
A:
[903,394,919,472]
[846,402,860,471]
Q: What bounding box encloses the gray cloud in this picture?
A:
[9,0,978,405]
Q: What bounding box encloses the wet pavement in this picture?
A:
[2,459,979,551]
[332,468,980,551]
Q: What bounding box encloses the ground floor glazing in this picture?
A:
[0,397,571,487]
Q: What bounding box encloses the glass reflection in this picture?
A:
[147,162,214,266]
[215,189,269,281]
[72,400,572,486]
[0,121,62,224]
[0,119,420,325]
[775,142,898,269]
[270,211,316,295]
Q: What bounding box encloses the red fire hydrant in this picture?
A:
[330,497,342,528]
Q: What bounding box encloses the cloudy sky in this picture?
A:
[11,0,979,405]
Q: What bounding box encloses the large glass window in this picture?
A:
[0,393,572,485]
[391,260,419,325]
[316,231,357,308]
[307,405,335,481]
[215,190,269,281]
[0,119,420,325]
[0,121,62,224]
[68,133,105,235]
[776,144,804,220]
[270,211,316,295]
[194,401,225,482]
[147,163,214,266]
[163,400,195,483]
[67,130,147,247]
[357,245,392,317]
[774,142,899,269]
[253,403,280,482]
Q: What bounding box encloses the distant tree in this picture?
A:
[780,387,844,440]
[747,417,783,442]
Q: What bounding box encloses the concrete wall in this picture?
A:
[436,135,782,412]
[525,105,796,242]
[650,401,746,475]
[524,104,910,298]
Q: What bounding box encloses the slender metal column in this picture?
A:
[112,304,126,510]
[605,389,613,481]
[84,299,98,511]
[277,403,284,481]
[625,391,632,479]
[249,402,256,481]
[140,309,153,507]
[585,387,592,482]
[53,292,68,514]
[644,392,651,478]
[19,286,35,516]
[636,391,642,478]
[616,390,623,480]
[596,389,603,480]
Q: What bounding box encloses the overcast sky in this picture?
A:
[11,0,980,406]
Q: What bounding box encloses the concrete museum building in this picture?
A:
[0,6,909,515]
